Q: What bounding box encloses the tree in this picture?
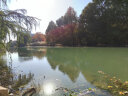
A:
[0,0,39,49]
[45,21,57,43]
[56,16,65,27]
[56,7,78,27]
[46,23,77,46]
[46,7,78,46]
[78,3,101,46]
[32,32,46,42]
[45,21,57,34]
[17,32,31,47]
[64,7,78,25]
[78,0,128,46]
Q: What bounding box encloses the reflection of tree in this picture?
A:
[47,48,81,82]
[32,49,46,59]
[59,65,80,82]
[18,48,33,62]
[0,52,34,94]
[0,52,13,86]
[18,48,47,62]
[47,48,128,83]
[13,73,34,90]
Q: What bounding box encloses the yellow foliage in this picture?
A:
[119,91,125,95]
[108,86,113,89]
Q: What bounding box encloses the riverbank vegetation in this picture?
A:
[0,52,34,95]
[2,0,128,47]
[98,71,128,96]
[46,0,128,47]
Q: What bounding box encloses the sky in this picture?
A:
[9,0,92,34]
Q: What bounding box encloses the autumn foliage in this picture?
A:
[46,23,77,46]
[46,7,78,46]
[32,32,46,42]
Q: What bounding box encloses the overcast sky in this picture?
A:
[9,0,92,34]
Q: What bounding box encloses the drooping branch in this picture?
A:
[1,9,40,31]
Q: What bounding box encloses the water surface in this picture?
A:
[3,47,128,96]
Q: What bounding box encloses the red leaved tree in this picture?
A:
[46,23,78,46]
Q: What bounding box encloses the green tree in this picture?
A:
[56,16,65,27]
[0,0,39,49]
[78,0,128,46]
[45,21,57,34]
[64,7,78,25]
[45,21,57,43]
[56,7,78,27]
[17,32,31,47]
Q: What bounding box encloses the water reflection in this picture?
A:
[18,48,33,62]
[18,48,47,62]
[47,48,128,82]
[40,83,55,95]
[2,47,128,95]
[0,53,34,96]
[0,52,11,87]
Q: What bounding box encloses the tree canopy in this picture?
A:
[32,32,46,42]
[46,7,78,46]
[77,0,128,46]
[45,1,128,46]
[0,0,40,49]
[56,7,78,27]
[45,21,57,34]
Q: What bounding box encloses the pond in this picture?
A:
[1,47,128,96]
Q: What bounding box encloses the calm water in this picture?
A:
[2,47,128,96]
